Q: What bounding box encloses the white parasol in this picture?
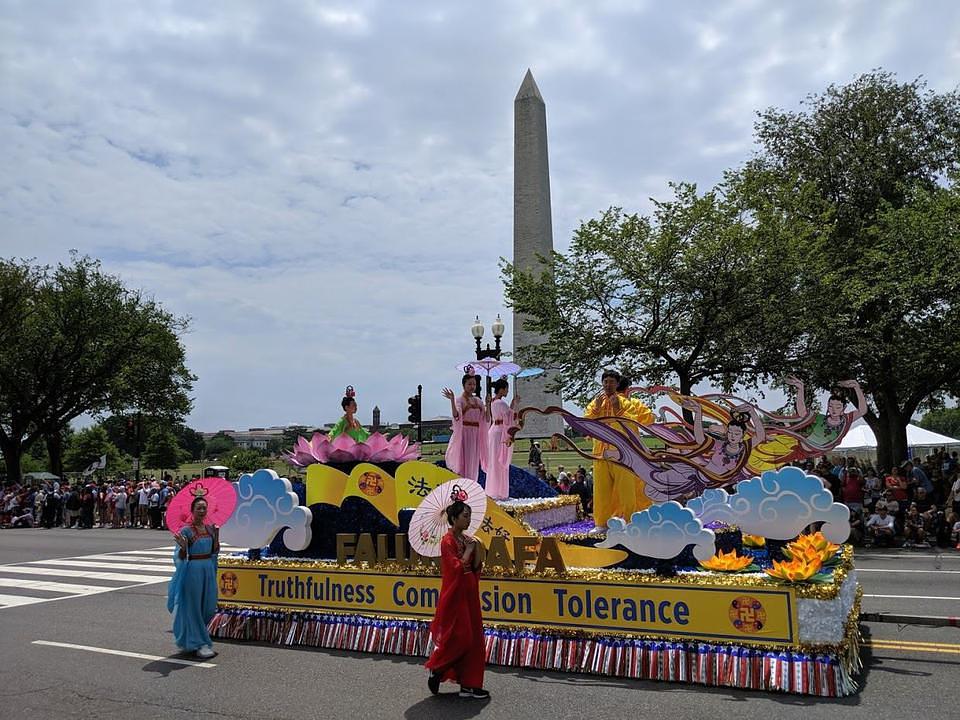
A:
[457,360,521,379]
[408,477,487,557]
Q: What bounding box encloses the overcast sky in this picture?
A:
[3,1,959,431]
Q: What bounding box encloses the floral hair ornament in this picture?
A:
[449,484,469,503]
[190,483,209,499]
[464,365,474,376]
[345,385,356,399]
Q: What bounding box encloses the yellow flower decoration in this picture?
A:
[764,555,823,583]
[699,549,754,572]
[741,533,766,548]
[784,531,839,564]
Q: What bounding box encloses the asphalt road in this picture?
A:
[0,529,957,720]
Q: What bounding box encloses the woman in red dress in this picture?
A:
[425,500,489,699]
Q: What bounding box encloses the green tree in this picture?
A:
[228,448,264,473]
[205,432,236,458]
[175,426,205,461]
[63,426,124,474]
[502,182,791,407]
[739,70,960,469]
[143,428,182,475]
[0,255,194,482]
[918,408,960,441]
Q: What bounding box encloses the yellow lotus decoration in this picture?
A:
[699,549,755,572]
[764,555,823,583]
[784,531,839,564]
[741,533,766,548]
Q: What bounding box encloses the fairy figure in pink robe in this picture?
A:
[443,372,488,481]
[484,377,518,499]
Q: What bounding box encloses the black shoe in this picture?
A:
[459,687,490,699]
[428,672,441,695]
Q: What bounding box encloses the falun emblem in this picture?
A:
[358,471,384,497]
[728,595,766,633]
[219,571,239,597]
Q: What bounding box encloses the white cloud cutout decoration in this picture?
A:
[685,466,851,543]
[220,468,313,551]
[596,501,716,561]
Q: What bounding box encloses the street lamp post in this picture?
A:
[470,314,505,396]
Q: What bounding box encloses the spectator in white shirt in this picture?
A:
[138,484,150,528]
[866,506,896,547]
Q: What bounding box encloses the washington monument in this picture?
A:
[513,69,564,438]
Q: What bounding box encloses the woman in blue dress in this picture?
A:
[167,495,220,658]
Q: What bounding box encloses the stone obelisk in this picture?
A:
[513,69,565,438]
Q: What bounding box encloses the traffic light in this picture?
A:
[407,395,421,424]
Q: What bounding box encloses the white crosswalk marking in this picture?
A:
[0,545,244,610]
[27,560,173,572]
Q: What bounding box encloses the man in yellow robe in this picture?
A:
[584,370,654,530]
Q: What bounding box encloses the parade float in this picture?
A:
[210,383,864,698]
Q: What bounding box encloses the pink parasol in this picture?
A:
[456,360,521,379]
[408,477,486,557]
[165,478,238,535]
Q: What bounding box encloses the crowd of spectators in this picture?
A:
[807,449,960,549]
[0,475,197,530]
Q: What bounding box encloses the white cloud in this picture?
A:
[2,0,958,429]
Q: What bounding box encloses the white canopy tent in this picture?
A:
[835,423,960,451]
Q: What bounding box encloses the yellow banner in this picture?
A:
[343,463,399,525]
[305,460,627,569]
[305,460,452,522]
[218,565,798,645]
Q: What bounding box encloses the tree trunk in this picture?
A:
[45,431,64,480]
[869,392,909,471]
[678,372,694,425]
[1,438,23,484]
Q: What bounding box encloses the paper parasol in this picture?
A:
[457,359,521,378]
[408,477,487,557]
[516,367,545,378]
[165,478,238,535]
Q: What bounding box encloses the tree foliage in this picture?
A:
[918,408,960,442]
[143,428,182,473]
[63,426,125,474]
[0,255,195,482]
[503,182,791,406]
[228,448,264,473]
[205,432,236,458]
[739,70,960,469]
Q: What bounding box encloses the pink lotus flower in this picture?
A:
[283,431,420,466]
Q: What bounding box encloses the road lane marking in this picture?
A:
[0,578,122,594]
[864,594,960,600]
[82,554,174,564]
[0,566,170,583]
[867,640,960,655]
[0,594,50,607]
[26,560,173,572]
[869,638,960,648]
[857,568,960,574]
[31,641,216,667]
[858,553,960,560]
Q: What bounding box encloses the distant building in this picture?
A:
[201,420,405,451]
[201,426,288,450]
[398,416,453,440]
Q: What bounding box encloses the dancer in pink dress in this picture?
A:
[484,378,518,499]
[442,373,488,481]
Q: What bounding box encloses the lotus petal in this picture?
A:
[365,433,391,453]
[285,431,423,465]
